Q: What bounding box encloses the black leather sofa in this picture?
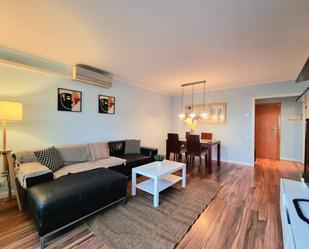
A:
[108,140,158,176]
[27,168,127,249]
[19,140,157,248]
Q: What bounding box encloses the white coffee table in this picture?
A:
[131,160,186,207]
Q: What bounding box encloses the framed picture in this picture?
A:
[98,95,115,114]
[57,88,82,112]
[185,103,227,124]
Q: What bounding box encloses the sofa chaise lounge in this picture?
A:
[27,168,127,249]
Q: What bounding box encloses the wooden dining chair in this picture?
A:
[201,132,213,140]
[167,133,186,161]
[186,135,208,166]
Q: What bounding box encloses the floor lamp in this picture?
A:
[0,101,22,210]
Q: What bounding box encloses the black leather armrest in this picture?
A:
[26,173,54,188]
[140,147,158,157]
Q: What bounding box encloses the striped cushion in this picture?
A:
[34,146,64,172]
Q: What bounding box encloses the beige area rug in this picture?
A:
[86,177,221,249]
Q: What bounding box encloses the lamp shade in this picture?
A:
[0,101,23,121]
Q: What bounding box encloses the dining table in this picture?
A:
[166,138,221,173]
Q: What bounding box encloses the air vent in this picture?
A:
[72,64,112,88]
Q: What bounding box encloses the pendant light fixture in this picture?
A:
[200,81,208,119]
[178,80,206,122]
[178,86,185,119]
[189,84,196,118]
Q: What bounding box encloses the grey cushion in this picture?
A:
[34,146,64,172]
[13,151,38,163]
[124,139,141,155]
[56,144,92,165]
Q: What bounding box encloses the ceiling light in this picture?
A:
[179,113,185,119]
[179,85,185,119]
[178,80,206,125]
[201,113,208,119]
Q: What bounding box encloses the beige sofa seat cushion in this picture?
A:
[89,142,110,160]
[53,157,125,179]
[17,162,51,188]
[54,157,125,179]
[54,162,95,179]
[92,157,126,168]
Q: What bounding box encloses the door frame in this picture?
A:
[251,93,302,166]
[255,102,281,160]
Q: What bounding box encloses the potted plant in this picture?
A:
[154,154,164,167]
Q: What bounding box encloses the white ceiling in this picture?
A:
[1,0,309,95]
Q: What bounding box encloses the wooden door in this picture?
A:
[255,103,281,160]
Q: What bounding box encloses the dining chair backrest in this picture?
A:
[185,132,191,139]
[201,132,213,140]
[187,134,201,156]
[167,133,181,153]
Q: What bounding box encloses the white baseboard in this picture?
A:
[165,153,252,166]
[218,158,253,167]
[280,157,303,163]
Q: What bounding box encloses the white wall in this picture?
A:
[171,80,309,165]
[0,63,172,154]
[1,47,309,169]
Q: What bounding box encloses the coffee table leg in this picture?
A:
[154,177,159,207]
[131,171,137,196]
[182,166,186,188]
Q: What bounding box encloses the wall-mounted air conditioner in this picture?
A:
[72,64,112,88]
